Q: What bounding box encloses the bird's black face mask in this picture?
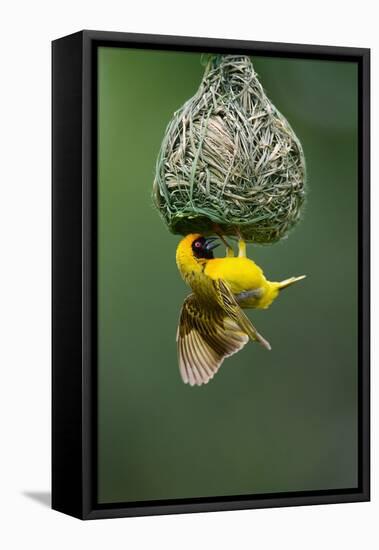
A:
[192,237,220,259]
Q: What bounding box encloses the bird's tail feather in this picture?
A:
[278,275,306,290]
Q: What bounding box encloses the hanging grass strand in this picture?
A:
[153,55,306,244]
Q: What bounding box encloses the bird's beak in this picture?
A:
[204,237,220,251]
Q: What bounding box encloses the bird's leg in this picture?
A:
[216,232,234,257]
[236,229,247,257]
[238,240,247,257]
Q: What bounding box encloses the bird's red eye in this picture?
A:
[194,241,202,248]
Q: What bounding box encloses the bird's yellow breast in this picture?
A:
[176,234,272,309]
[204,257,265,294]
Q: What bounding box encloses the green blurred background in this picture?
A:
[97,48,358,504]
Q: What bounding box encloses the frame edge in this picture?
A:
[52,31,86,520]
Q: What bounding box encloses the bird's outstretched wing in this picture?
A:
[177,294,249,386]
[212,279,271,351]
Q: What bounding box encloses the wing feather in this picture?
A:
[177,294,249,386]
[212,279,271,350]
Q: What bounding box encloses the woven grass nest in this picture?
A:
[153,55,306,244]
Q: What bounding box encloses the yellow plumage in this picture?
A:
[176,233,305,386]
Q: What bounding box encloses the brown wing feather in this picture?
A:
[212,279,271,350]
[177,294,249,386]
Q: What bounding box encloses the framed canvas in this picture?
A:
[52,30,370,520]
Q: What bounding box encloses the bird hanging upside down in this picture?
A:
[176,233,306,386]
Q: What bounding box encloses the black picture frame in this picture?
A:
[52,30,370,520]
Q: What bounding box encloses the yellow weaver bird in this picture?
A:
[176,233,306,386]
